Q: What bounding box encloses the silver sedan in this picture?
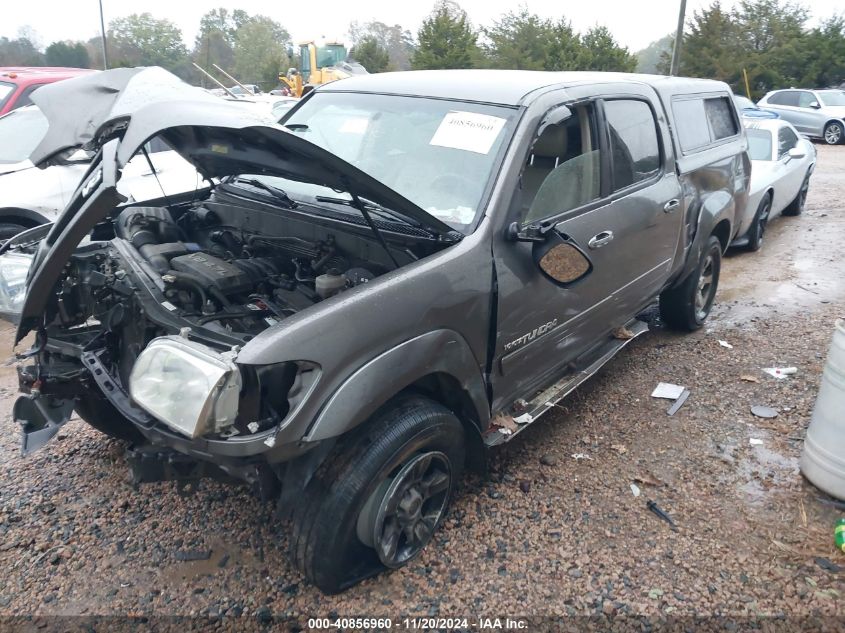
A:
[732,118,816,251]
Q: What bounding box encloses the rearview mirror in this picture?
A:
[787,147,805,160]
[809,101,821,109]
[533,231,592,286]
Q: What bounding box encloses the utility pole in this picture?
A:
[670,0,687,76]
[98,0,109,69]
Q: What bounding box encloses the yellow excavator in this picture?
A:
[279,41,368,97]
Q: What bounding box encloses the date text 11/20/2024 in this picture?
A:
[306,617,529,630]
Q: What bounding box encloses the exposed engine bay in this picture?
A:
[19,188,447,445]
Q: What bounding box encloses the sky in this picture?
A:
[4,0,843,54]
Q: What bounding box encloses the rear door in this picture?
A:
[490,84,683,409]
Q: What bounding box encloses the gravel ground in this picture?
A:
[0,146,844,625]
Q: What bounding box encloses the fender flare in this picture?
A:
[673,190,734,286]
[304,329,490,442]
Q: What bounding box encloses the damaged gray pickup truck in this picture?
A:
[0,67,749,593]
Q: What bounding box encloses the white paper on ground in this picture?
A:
[630,483,641,497]
[762,367,797,379]
[718,340,733,349]
[429,111,506,154]
[749,438,764,446]
[651,382,686,400]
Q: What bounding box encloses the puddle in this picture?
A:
[736,428,800,504]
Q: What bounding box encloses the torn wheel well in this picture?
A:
[711,219,732,253]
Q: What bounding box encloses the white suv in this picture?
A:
[757,89,845,145]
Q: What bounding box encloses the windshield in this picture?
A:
[0,81,14,110]
[746,128,773,161]
[733,95,756,110]
[818,90,845,107]
[275,92,515,231]
[0,106,48,164]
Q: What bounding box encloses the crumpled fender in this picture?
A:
[304,329,489,442]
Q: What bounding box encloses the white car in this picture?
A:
[733,118,816,251]
[0,105,204,240]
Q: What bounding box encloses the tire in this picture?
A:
[0,222,28,243]
[289,396,465,594]
[823,121,843,145]
[746,194,771,252]
[74,392,145,443]
[783,171,811,216]
[659,235,722,331]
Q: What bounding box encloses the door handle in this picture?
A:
[664,199,681,213]
[588,231,614,249]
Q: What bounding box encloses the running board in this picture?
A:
[484,319,649,447]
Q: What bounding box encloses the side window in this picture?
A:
[11,83,44,110]
[704,97,738,140]
[777,127,799,158]
[604,99,660,190]
[797,91,816,108]
[522,103,602,223]
[780,91,800,107]
[672,98,710,152]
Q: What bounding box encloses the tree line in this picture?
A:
[639,0,845,97]
[1,0,842,96]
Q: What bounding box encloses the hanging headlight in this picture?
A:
[129,335,241,438]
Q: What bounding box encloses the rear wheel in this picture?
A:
[289,396,465,594]
[659,235,722,331]
[823,121,843,145]
[746,194,771,252]
[783,171,811,216]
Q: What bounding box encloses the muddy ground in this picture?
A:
[0,146,843,625]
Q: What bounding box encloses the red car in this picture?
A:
[0,67,96,116]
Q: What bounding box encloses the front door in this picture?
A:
[490,90,683,411]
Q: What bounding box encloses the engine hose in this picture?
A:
[196,309,267,325]
[163,271,208,309]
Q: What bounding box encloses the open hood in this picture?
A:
[17,67,457,342]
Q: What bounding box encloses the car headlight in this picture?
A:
[129,335,241,438]
[0,251,34,321]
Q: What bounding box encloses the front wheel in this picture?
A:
[289,396,465,594]
[783,171,811,216]
[659,235,722,331]
[823,121,843,145]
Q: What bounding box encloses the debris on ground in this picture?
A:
[539,453,558,467]
[630,483,641,497]
[651,382,686,399]
[646,500,678,531]
[749,438,764,446]
[611,444,628,455]
[740,374,761,383]
[815,556,844,573]
[762,366,798,379]
[174,550,212,562]
[666,389,691,416]
[634,473,663,487]
[718,340,734,349]
[571,453,592,461]
[751,405,779,419]
[836,518,845,553]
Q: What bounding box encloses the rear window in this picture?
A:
[745,128,773,161]
[671,94,739,154]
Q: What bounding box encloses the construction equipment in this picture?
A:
[280,41,367,97]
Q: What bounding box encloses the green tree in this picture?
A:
[546,20,582,71]
[798,15,845,88]
[636,34,672,73]
[231,15,291,88]
[0,35,43,66]
[108,13,188,70]
[349,36,390,73]
[576,26,637,72]
[349,20,415,71]
[412,1,480,70]
[45,41,90,68]
[192,7,250,79]
[483,9,554,70]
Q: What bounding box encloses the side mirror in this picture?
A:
[809,101,821,109]
[787,146,805,160]
[533,231,592,286]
